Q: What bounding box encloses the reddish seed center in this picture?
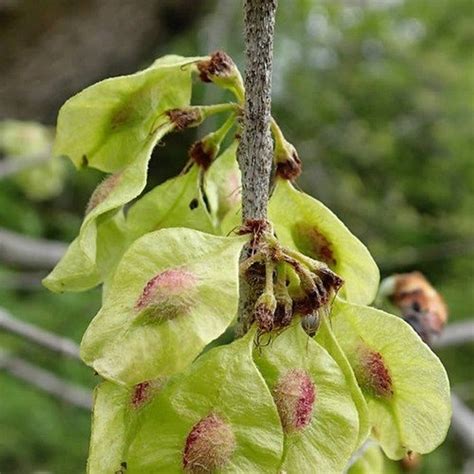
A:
[295,374,316,429]
[274,368,316,433]
[292,222,337,266]
[183,413,235,473]
[135,268,197,310]
[131,381,151,409]
[357,347,393,398]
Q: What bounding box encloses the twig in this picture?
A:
[0,227,67,269]
[238,0,277,221]
[434,321,474,349]
[0,153,50,179]
[451,393,474,452]
[344,439,376,472]
[0,352,92,410]
[0,270,47,290]
[0,308,80,359]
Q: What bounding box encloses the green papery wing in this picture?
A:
[80,228,247,385]
[126,331,284,473]
[253,324,360,474]
[43,131,168,293]
[269,179,379,305]
[330,299,451,459]
[348,443,385,474]
[126,164,215,239]
[315,314,370,449]
[87,378,167,473]
[205,141,241,230]
[54,55,204,172]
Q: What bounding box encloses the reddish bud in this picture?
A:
[254,293,277,333]
[183,413,236,473]
[356,347,393,398]
[273,369,316,433]
[86,173,121,214]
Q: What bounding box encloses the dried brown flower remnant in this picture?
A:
[275,147,302,180]
[167,108,202,131]
[197,51,237,83]
[188,140,215,170]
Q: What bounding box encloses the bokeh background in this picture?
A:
[0,0,472,472]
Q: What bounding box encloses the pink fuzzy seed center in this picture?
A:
[135,268,197,310]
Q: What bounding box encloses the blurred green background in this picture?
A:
[0,0,472,472]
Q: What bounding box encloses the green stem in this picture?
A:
[204,112,237,150]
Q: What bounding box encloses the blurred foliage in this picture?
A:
[0,0,473,472]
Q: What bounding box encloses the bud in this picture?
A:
[197,51,244,96]
[275,142,302,181]
[135,269,197,320]
[254,292,277,332]
[355,347,393,398]
[183,413,236,473]
[273,369,316,433]
[86,172,121,214]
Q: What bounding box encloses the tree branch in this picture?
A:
[0,352,92,410]
[238,0,277,221]
[0,227,67,269]
[0,153,50,179]
[434,321,474,349]
[451,392,474,452]
[0,308,80,359]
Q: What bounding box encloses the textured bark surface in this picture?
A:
[238,0,277,221]
[236,0,277,335]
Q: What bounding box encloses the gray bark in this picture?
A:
[0,308,80,359]
[0,352,92,410]
[0,227,66,269]
[238,0,277,221]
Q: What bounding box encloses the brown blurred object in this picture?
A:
[0,0,210,123]
[385,271,448,346]
[400,452,422,472]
